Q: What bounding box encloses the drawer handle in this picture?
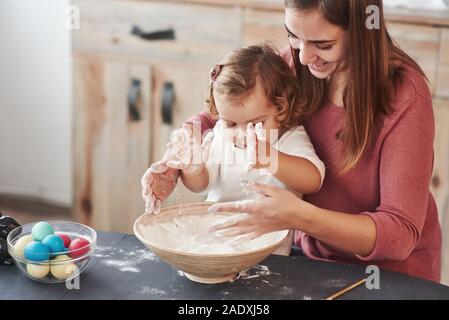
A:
[130,25,175,41]
[161,82,174,125]
[128,79,141,121]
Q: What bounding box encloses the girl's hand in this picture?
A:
[245,122,276,173]
[141,149,180,214]
[166,124,214,176]
[208,180,309,241]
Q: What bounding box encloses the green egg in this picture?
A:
[31,222,55,241]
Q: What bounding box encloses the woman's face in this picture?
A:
[285,8,347,79]
[214,79,279,146]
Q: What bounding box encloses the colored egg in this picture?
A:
[27,263,50,279]
[50,247,68,258]
[57,234,71,248]
[13,234,34,258]
[50,254,77,280]
[68,238,90,258]
[24,241,50,261]
[42,234,65,253]
[31,222,54,241]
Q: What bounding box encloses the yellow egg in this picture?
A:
[27,263,50,279]
[50,255,77,280]
[14,234,34,258]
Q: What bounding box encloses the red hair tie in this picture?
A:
[209,64,224,84]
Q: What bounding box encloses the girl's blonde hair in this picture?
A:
[206,43,304,136]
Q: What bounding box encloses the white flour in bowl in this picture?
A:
[140,214,286,254]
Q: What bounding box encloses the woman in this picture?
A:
[141,0,442,282]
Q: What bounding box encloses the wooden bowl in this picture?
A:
[134,202,288,284]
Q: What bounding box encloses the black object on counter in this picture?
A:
[0,238,14,266]
[0,212,20,266]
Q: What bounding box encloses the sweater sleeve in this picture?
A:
[185,110,217,135]
[357,93,435,262]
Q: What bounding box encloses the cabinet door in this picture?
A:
[73,54,152,233]
[243,9,289,49]
[151,63,212,206]
[432,99,449,285]
[387,23,440,95]
[437,28,449,98]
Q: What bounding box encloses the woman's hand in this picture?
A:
[166,124,214,177]
[140,149,180,214]
[208,180,311,241]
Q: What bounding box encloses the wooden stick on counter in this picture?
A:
[324,278,367,300]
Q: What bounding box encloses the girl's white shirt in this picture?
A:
[204,120,326,202]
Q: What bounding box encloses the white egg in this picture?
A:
[27,263,50,279]
[50,254,77,280]
[14,234,34,258]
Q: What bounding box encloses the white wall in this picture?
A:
[0,0,72,205]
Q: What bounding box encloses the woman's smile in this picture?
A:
[308,61,329,72]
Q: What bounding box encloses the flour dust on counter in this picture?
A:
[177,270,185,277]
[138,286,168,297]
[321,278,349,289]
[99,245,159,273]
[236,264,280,281]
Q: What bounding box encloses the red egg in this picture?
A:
[68,237,90,258]
[57,234,72,248]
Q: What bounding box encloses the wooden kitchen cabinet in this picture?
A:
[437,29,449,98]
[72,54,208,233]
[242,9,288,48]
[72,0,242,66]
[73,54,152,233]
[150,63,212,207]
[150,63,211,162]
[387,23,441,95]
[432,99,449,285]
[432,100,449,231]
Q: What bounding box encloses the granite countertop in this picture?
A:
[2,231,449,300]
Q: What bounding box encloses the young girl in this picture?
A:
[165,44,325,254]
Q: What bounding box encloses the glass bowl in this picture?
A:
[7,221,97,284]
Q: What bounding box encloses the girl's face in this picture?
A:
[285,8,347,79]
[214,79,279,145]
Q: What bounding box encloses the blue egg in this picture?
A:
[42,234,65,253]
[24,241,50,261]
[31,222,54,241]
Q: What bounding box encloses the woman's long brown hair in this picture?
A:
[285,0,427,173]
